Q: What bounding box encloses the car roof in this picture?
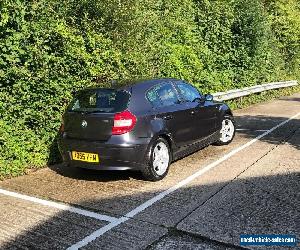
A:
[75,78,181,94]
[116,78,181,91]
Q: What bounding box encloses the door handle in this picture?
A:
[163,115,173,120]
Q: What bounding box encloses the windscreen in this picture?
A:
[68,89,130,113]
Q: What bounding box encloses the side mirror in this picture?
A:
[192,97,203,103]
[205,94,213,102]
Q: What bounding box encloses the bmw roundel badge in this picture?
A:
[81,120,87,128]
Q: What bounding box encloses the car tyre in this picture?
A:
[215,115,235,145]
[142,138,171,181]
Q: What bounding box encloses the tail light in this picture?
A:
[112,110,137,135]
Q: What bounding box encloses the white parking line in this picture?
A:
[68,111,300,249]
[236,128,268,132]
[0,188,117,223]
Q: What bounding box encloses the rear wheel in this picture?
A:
[142,138,171,181]
[215,115,235,145]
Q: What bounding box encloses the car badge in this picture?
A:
[81,120,87,128]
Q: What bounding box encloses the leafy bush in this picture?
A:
[0,120,48,177]
[0,0,299,178]
[266,0,300,77]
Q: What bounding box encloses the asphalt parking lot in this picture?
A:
[0,93,299,249]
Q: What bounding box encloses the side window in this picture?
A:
[146,85,162,108]
[176,82,201,102]
[146,83,179,108]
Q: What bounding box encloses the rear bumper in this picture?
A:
[57,135,151,171]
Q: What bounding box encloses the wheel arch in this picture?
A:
[158,133,173,157]
[218,104,233,120]
[144,132,175,165]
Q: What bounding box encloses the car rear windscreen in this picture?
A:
[68,89,130,113]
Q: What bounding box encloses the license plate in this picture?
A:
[71,151,99,163]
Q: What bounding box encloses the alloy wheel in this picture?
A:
[220,118,235,143]
[152,142,170,176]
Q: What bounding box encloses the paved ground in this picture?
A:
[0,93,299,249]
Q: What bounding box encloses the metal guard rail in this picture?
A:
[213,80,298,101]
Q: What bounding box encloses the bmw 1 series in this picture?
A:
[58,79,235,181]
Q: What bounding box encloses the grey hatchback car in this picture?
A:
[58,78,235,181]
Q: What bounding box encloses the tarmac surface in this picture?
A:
[0,93,299,249]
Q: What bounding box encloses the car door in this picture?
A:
[146,82,195,147]
[174,81,218,142]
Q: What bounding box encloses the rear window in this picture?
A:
[68,89,130,113]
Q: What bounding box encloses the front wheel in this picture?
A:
[142,138,171,181]
[215,115,235,145]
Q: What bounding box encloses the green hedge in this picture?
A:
[0,0,299,178]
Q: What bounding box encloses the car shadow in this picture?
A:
[48,163,145,182]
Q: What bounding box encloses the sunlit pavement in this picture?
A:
[1,93,300,249]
